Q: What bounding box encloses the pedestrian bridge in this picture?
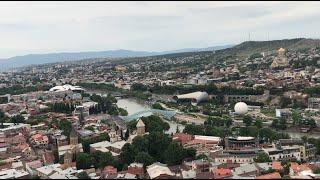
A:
[120,109,178,121]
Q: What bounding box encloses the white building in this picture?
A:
[173,91,209,105]
[49,84,84,92]
[0,168,29,179]
[263,146,301,161]
[90,140,126,157]
[146,162,175,179]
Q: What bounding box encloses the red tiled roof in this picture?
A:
[173,133,193,145]
[213,168,232,179]
[256,172,281,179]
[196,172,213,179]
[291,163,311,173]
[272,161,283,171]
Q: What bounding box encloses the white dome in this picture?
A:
[234,102,248,115]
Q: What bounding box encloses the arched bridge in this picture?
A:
[120,109,177,121]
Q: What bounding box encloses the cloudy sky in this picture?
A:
[0,1,320,58]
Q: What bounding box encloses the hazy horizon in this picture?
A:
[1,1,320,58]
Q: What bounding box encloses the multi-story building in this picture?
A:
[214,149,260,164]
[224,136,259,150]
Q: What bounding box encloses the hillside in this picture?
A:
[218,38,320,57]
[0,45,233,71]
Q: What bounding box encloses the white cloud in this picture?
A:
[0,1,319,58]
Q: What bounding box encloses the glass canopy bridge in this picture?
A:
[120,109,178,121]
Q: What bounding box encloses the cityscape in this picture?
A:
[1,1,320,179]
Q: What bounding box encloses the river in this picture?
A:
[116,98,185,134]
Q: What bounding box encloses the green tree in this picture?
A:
[124,128,130,140]
[135,152,154,167]
[196,154,208,160]
[292,110,302,125]
[120,143,136,165]
[81,138,91,153]
[254,152,271,163]
[258,128,276,143]
[61,120,73,138]
[0,110,5,128]
[183,124,204,135]
[279,117,287,130]
[164,142,185,166]
[152,103,164,110]
[254,119,263,129]
[98,152,114,168]
[78,171,90,179]
[147,132,171,162]
[118,108,128,116]
[132,136,149,153]
[76,153,95,170]
[243,115,252,127]
[239,126,258,137]
[11,114,25,125]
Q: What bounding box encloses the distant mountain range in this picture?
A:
[0,45,233,71]
[1,38,320,71]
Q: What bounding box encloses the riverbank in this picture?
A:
[278,126,320,139]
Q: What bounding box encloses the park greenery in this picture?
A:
[76,151,121,170]
[127,115,170,133]
[152,103,165,110]
[88,94,127,116]
[120,131,196,167]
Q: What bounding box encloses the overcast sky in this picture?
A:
[0,1,320,58]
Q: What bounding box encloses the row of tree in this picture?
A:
[131,82,265,96]
[51,102,76,114]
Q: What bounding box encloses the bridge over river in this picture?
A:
[120,109,178,121]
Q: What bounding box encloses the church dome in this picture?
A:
[278,48,285,52]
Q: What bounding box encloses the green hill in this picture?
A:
[217,38,320,57]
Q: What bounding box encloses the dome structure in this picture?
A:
[234,102,248,115]
[49,84,84,92]
[173,91,209,105]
